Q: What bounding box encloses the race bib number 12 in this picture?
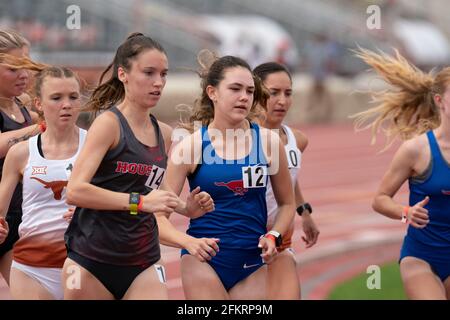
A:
[242,165,267,188]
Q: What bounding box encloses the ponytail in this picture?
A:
[351,48,439,148]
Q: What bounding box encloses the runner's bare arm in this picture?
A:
[66,112,130,210]
[0,124,39,158]
[0,142,28,218]
[372,138,419,220]
[262,128,295,236]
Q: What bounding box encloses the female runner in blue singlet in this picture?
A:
[160,52,295,299]
[353,48,450,299]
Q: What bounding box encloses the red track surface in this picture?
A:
[0,123,408,300]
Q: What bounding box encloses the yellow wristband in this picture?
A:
[129,203,138,215]
[129,192,140,215]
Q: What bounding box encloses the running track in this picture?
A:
[0,123,408,300]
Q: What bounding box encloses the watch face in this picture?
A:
[296,203,312,215]
[130,193,140,204]
[275,236,282,247]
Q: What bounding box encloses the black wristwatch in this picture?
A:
[296,202,312,216]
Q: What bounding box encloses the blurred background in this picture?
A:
[1,0,449,300]
[2,0,450,125]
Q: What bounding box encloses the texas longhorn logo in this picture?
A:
[30,177,68,200]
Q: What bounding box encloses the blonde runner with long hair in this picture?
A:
[353,47,450,300]
[352,48,444,148]
[0,30,44,287]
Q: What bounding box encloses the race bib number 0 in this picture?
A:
[145,165,165,190]
[242,165,267,188]
[287,149,300,169]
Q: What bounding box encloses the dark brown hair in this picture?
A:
[180,51,268,131]
[85,32,166,113]
[253,62,292,82]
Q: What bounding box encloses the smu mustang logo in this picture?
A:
[214,180,248,196]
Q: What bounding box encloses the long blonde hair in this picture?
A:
[0,55,81,142]
[352,48,450,148]
[1,54,79,119]
[179,50,268,132]
[0,53,44,72]
[0,29,29,53]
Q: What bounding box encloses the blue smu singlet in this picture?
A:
[183,122,269,290]
[401,130,450,281]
